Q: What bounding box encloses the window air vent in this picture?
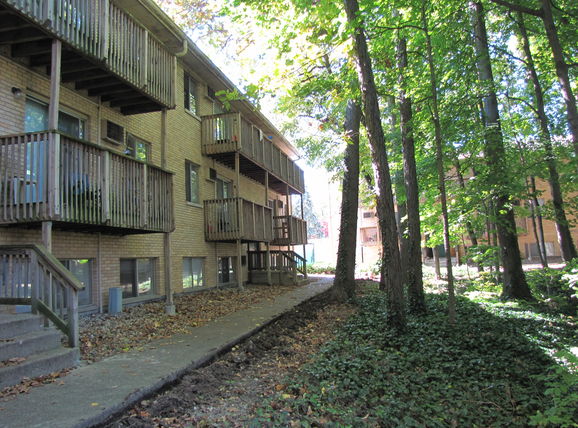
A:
[209,168,217,181]
[102,120,124,145]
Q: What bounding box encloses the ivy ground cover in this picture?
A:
[253,284,577,427]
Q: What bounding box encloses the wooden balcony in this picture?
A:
[201,113,305,194]
[204,198,273,243]
[0,131,174,234]
[0,0,175,114]
[272,215,307,246]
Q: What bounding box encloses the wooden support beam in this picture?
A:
[109,96,150,108]
[0,28,46,44]
[29,51,77,67]
[0,17,31,32]
[42,221,52,252]
[11,40,52,57]
[75,77,121,90]
[236,240,243,290]
[164,232,175,315]
[120,103,161,115]
[97,87,133,100]
[61,69,110,83]
[50,61,98,75]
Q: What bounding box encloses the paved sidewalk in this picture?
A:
[0,277,333,428]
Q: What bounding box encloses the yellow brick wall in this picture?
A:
[0,55,292,309]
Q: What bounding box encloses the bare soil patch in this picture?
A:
[103,293,355,427]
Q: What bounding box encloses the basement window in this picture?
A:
[120,258,155,298]
[182,257,204,289]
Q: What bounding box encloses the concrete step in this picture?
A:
[0,314,43,339]
[0,328,62,361]
[0,346,79,389]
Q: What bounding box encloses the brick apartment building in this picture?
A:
[0,0,307,328]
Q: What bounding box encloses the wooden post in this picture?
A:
[42,221,52,252]
[301,193,307,278]
[164,232,175,314]
[266,242,272,285]
[67,288,79,348]
[97,232,103,313]
[47,39,61,221]
[236,239,243,290]
[159,109,175,314]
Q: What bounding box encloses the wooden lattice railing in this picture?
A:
[204,197,273,242]
[0,131,174,232]
[201,113,305,193]
[273,215,307,245]
[0,244,82,347]
[3,0,175,107]
[248,250,307,277]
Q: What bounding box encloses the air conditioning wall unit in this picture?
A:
[102,119,125,145]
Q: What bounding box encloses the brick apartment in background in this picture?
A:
[0,0,307,386]
[357,175,578,269]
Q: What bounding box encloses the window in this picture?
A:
[185,161,200,204]
[218,256,236,284]
[527,242,555,259]
[215,177,233,199]
[120,258,155,298]
[25,97,86,139]
[361,227,378,245]
[182,257,204,289]
[184,72,198,115]
[362,211,375,218]
[126,133,150,162]
[60,259,92,306]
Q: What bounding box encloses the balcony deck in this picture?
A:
[0,131,174,234]
[272,215,307,246]
[204,198,272,243]
[201,113,305,195]
[0,0,175,114]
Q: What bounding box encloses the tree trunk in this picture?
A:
[332,100,362,302]
[397,33,426,315]
[527,183,547,267]
[490,0,578,159]
[454,159,484,272]
[421,4,455,321]
[540,0,578,159]
[471,2,532,300]
[517,12,577,261]
[433,246,441,280]
[343,0,405,331]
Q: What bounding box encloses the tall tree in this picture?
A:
[515,11,577,261]
[343,0,406,330]
[470,1,533,300]
[396,30,426,315]
[332,100,362,302]
[420,2,456,321]
[490,0,578,160]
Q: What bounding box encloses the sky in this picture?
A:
[155,0,341,223]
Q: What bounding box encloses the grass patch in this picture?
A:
[251,284,577,427]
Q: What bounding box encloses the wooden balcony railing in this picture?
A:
[0,244,82,347]
[204,197,273,242]
[0,132,174,233]
[248,250,307,276]
[201,113,305,193]
[3,0,175,107]
[273,215,307,245]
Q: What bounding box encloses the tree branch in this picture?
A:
[489,0,543,17]
[504,93,538,115]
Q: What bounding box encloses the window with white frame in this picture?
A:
[25,97,86,139]
[120,258,155,298]
[60,259,93,306]
[182,257,204,289]
[125,133,150,162]
[184,72,198,115]
[218,256,236,284]
[185,161,200,204]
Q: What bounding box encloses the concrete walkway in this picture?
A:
[0,277,333,428]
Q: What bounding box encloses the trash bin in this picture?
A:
[108,287,123,314]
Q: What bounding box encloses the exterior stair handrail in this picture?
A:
[0,244,82,347]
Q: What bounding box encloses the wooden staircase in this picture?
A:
[0,244,83,389]
[0,313,79,389]
[248,250,307,285]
